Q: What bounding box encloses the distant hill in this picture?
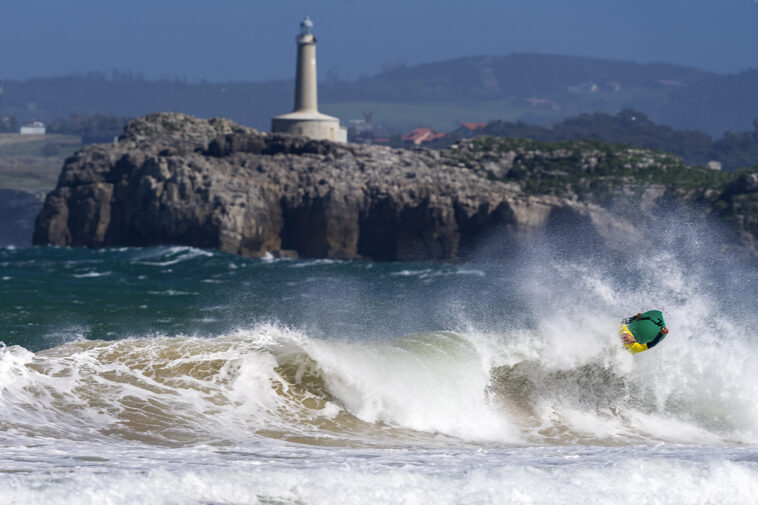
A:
[321,53,713,102]
[1,53,757,136]
[660,68,758,135]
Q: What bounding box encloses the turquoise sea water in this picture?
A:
[1,244,758,504]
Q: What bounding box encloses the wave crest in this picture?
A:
[1,321,756,447]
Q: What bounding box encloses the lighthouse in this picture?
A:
[271,17,347,143]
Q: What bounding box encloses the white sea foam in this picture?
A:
[131,246,215,266]
[0,444,756,505]
[288,258,339,268]
[73,271,112,278]
[390,268,433,277]
[146,290,196,296]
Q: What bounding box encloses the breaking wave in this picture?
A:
[3,226,758,504]
[1,317,756,448]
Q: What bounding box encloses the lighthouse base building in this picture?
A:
[272,111,347,143]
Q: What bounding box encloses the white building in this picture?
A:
[271,17,347,143]
[20,121,46,135]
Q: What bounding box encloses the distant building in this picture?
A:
[271,17,347,143]
[461,122,486,132]
[402,127,446,145]
[20,121,45,135]
[707,161,723,171]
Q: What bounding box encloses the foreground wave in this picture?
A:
[3,241,758,504]
[2,322,756,448]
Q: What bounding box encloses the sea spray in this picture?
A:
[2,238,758,504]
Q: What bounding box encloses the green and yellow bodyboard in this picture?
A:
[627,310,666,344]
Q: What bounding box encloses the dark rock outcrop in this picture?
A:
[32,113,757,261]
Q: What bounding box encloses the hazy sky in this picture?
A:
[2,0,758,82]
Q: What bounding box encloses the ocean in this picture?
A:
[1,240,757,504]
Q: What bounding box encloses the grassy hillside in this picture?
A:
[442,135,758,246]
[443,135,758,244]
[0,134,80,194]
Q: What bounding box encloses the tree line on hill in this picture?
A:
[0,71,288,133]
[1,54,758,136]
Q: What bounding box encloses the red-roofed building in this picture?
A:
[461,122,486,132]
[402,127,446,145]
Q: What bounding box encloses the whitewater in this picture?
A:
[1,234,757,504]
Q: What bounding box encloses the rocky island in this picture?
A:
[33,112,758,261]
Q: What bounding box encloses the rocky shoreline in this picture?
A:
[32,113,758,261]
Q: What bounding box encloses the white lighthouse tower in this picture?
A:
[271,17,347,143]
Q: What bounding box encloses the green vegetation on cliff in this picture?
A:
[435,110,758,172]
[443,136,756,227]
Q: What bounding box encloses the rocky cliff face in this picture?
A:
[33,113,758,261]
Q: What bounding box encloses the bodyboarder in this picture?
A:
[620,310,668,353]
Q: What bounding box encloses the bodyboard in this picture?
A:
[626,310,666,344]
